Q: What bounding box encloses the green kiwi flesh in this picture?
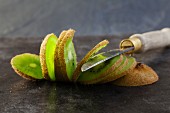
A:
[11,53,43,79]
[114,56,136,75]
[99,55,127,83]
[90,42,108,57]
[100,56,136,83]
[45,34,58,81]
[78,54,121,83]
[10,29,158,86]
[72,40,109,81]
[55,29,75,81]
[64,38,77,80]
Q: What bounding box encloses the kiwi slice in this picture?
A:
[54,30,67,81]
[55,29,76,81]
[40,33,58,81]
[72,40,109,81]
[99,55,127,83]
[114,56,137,76]
[59,29,75,81]
[64,38,77,80]
[113,63,159,86]
[10,29,159,86]
[11,53,43,80]
[100,56,136,83]
[77,55,123,84]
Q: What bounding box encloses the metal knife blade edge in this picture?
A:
[81,47,134,72]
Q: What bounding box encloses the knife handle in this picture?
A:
[120,28,170,53]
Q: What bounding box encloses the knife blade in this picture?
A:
[81,28,170,72]
[81,46,134,72]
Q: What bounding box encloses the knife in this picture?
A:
[81,28,170,72]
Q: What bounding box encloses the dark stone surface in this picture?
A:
[0,0,170,37]
[0,36,170,113]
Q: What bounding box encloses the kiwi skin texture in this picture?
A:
[40,33,54,80]
[54,29,76,81]
[40,33,58,81]
[10,29,159,87]
[72,40,109,82]
[99,55,128,84]
[54,30,67,81]
[78,55,124,84]
[100,56,137,84]
[11,67,36,81]
[11,53,41,81]
[113,63,159,86]
[58,29,75,81]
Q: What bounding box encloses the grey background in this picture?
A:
[1,1,170,112]
[0,0,170,37]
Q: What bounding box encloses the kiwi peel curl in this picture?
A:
[10,29,159,86]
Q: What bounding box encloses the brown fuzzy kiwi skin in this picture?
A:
[12,67,36,81]
[11,56,36,81]
[54,30,67,81]
[79,55,124,84]
[54,29,75,81]
[113,63,159,86]
[72,40,109,82]
[39,33,55,80]
[58,29,75,81]
[100,57,137,84]
[99,56,128,84]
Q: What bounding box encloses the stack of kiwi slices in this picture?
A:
[11,29,159,86]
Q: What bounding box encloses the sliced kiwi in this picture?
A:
[40,33,58,81]
[99,55,127,83]
[54,29,76,81]
[11,53,43,80]
[114,56,137,76]
[64,38,77,80]
[77,55,123,84]
[10,29,159,86]
[100,56,136,83]
[113,63,159,86]
[54,30,67,81]
[72,40,109,81]
[58,29,75,81]
[113,57,136,79]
